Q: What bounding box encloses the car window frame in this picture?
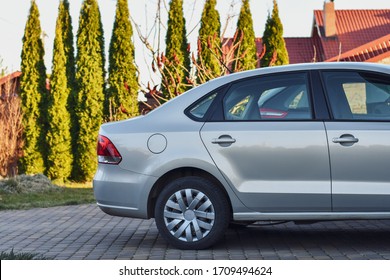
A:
[209,70,319,122]
[184,85,228,122]
[309,70,331,120]
[320,70,390,122]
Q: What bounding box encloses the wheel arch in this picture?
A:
[147,167,233,219]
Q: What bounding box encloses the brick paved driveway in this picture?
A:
[1,204,390,260]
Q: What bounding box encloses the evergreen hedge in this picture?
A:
[20,0,47,174]
[197,0,221,83]
[260,0,289,67]
[108,0,139,120]
[162,0,191,98]
[46,0,74,182]
[59,0,78,160]
[74,0,106,181]
[233,0,258,71]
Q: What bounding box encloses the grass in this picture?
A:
[0,174,95,210]
[0,187,95,210]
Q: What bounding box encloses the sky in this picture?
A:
[0,0,389,86]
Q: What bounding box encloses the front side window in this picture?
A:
[223,73,312,121]
[322,71,390,120]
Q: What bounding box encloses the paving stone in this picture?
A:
[2,205,390,260]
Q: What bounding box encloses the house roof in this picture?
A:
[0,71,22,86]
[0,71,22,96]
[326,34,390,62]
[313,9,390,61]
[255,38,320,64]
[223,37,320,66]
[222,7,390,66]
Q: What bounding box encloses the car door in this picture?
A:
[200,72,331,212]
[322,71,390,212]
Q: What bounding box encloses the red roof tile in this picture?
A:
[222,37,319,66]
[314,9,390,61]
[284,38,319,64]
[223,36,323,66]
[326,34,390,62]
[220,8,390,67]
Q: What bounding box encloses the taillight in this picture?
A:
[97,135,122,164]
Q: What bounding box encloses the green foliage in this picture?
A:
[46,1,73,182]
[196,0,221,83]
[19,0,47,174]
[59,0,76,91]
[74,0,105,181]
[233,0,257,71]
[108,0,139,120]
[162,0,191,98]
[59,0,78,158]
[260,0,289,67]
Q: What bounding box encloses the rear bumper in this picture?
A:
[96,202,148,219]
[93,164,157,219]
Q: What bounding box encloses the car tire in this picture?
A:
[154,176,230,250]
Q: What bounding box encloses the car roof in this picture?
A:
[225,62,390,78]
[148,62,390,119]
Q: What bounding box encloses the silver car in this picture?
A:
[94,62,390,249]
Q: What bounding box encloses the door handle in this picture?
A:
[212,135,236,146]
[332,134,359,146]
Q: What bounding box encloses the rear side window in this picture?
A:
[322,71,390,120]
[223,73,312,121]
[187,92,218,120]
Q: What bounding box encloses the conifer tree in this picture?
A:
[162,0,191,98]
[196,0,221,83]
[59,0,77,156]
[20,0,47,174]
[108,0,138,120]
[260,0,289,67]
[45,1,73,182]
[232,0,257,71]
[59,0,76,97]
[74,0,105,181]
